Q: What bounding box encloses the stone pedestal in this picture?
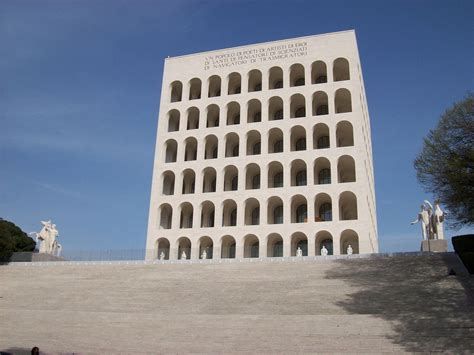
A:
[420,240,448,253]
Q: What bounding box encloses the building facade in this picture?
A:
[145,30,378,260]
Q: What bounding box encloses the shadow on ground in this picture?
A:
[325,254,474,352]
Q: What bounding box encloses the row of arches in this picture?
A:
[162,156,356,196]
[156,229,359,260]
[170,58,350,102]
[164,121,354,163]
[167,89,352,132]
[158,192,358,229]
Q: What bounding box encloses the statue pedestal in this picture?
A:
[420,240,448,253]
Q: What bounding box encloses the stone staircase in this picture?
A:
[0,252,473,354]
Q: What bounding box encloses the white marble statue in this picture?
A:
[426,199,446,240]
[347,244,353,255]
[181,251,187,260]
[296,246,303,257]
[411,205,430,240]
[321,245,328,256]
[36,220,59,254]
[412,200,447,241]
[53,242,62,257]
[159,251,165,260]
[201,249,207,259]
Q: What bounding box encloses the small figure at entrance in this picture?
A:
[181,251,187,260]
[296,246,303,257]
[321,245,328,256]
[201,249,207,259]
[347,244,353,255]
[159,251,165,260]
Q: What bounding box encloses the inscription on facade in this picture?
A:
[204,41,307,70]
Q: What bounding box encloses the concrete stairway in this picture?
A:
[0,253,473,354]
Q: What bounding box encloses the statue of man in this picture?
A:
[411,205,430,240]
[321,245,328,256]
[201,249,207,259]
[159,251,165,260]
[296,247,303,257]
[347,244,353,255]
[181,251,187,260]
[425,199,446,240]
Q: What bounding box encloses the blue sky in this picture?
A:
[1,0,473,252]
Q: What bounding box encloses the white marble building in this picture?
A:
[145,30,378,260]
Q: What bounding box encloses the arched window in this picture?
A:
[313,123,330,149]
[189,78,202,100]
[162,171,175,195]
[336,121,354,147]
[184,138,197,162]
[269,66,283,89]
[269,97,283,121]
[202,168,217,193]
[314,157,331,185]
[339,191,358,220]
[247,99,261,123]
[164,139,177,163]
[245,163,260,190]
[224,165,238,191]
[335,88,352,113]
[333,58,350,81]
[313,91,329,116]
[204,135,218,159]
[338,155,356,183]
[268,162,284,188]
[248,69,262,92]
[291,232,308,256]
[340,229,359,254]
[244,235,259,258]
[290,64,305,87]
[208,75,221,97]
[170,81,182,102]
[226,102,240,126]
[221,235,236,258]
[268,128,284,153]
[156,238,170,260]
[291,126,306,152]
[311,61,327,84]
[167,110,180,132]
[291,160,307,186]
[200,201,215,228]
[222,200,237,226]
[316,231,333,255]
[315,193,332,222]
[159,204,172,229]
[225,133,239,157]
[267,196,283,224]
[179,203,193,228]
[199,236,213,259]
[245,198,260,225]
[206,104,220,128]
[291,195,307,223]
[267,233,283,257]
[246,131,261,156]
[290,94,306,118]
[186,107,199,130]
[181,169,195,194]
[177,237,191,259]
[228,72,241,95]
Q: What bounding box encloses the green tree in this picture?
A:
[414,93,474,228]
[0,218,36,262]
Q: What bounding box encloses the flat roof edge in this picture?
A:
[164,29,356,61]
